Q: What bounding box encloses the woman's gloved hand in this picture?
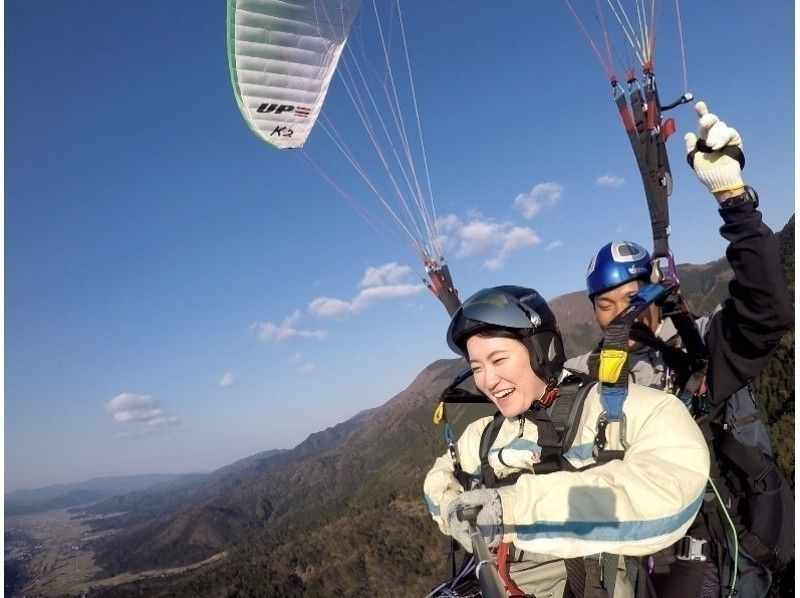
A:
[446,488,504,552]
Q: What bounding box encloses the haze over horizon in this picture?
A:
[5,1,795,491]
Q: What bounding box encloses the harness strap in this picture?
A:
[628,323,692,368]
[681,370,708,411]
[530,403,567,475]
[715,432,787,569]
[480,375,596,483]
[614,77,715,406]
[478,412,504,488]
[657,289,709,397]
[692,419,747,590]
[564,557,587,598]
[496,542,526,597]
[592,283,668,460]
[628,320,710,411]
[582,554,612,598]
[660,292,706,359]
[648,546,676,575]
[717,433,776,486]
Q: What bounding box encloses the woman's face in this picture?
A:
[466,334,546,418]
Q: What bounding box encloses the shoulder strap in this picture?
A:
[629,321,708,409]
[657,289,709,404]
[550,372,594,426]
[478,411,504,488]
[533,374,596,474]
[529,403,566,475]
[592,283,669,461]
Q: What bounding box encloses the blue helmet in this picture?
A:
[586,241,652,299]
[446,285,565,387]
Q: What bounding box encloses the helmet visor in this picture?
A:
[457,288,543,330]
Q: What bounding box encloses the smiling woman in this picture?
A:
[424,285,710,597]
[447,286,564,418]
[466,334,546,419]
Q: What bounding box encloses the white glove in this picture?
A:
[684,101,745,194]
[446,488,503,552]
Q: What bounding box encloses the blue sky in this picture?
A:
[5,1,795,491]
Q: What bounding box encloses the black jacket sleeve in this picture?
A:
[705,200,793,412]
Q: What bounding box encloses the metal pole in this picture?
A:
[457,505,506,598]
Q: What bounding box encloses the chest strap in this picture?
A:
[478,375,595,485]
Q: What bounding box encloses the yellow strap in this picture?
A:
[599,348,628,383]
[433,402,444,425]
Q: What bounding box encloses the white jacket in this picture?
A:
[423,380,709,559]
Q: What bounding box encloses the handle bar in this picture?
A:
[456,506,507,598]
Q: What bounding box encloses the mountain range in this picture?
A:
[5,474,184,516]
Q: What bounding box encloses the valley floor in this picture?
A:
[5,508,227,597]
[5,508,104,597]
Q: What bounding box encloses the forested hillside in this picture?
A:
[752,214,794,489]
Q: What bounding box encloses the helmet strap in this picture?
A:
[521,335,557,388]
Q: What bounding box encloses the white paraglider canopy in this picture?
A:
[227,0,460,314]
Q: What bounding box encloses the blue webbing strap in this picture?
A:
[594,284,670,457]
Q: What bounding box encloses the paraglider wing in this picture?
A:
[227,0,363,149]
[227,0,461,315]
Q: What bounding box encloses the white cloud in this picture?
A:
[484,256,505,270]
[359,262,413,287]
[145,416,179,427]
[546,240,563,251]
[502,227,541,252]
[291,352,316,374]
[433,214,465,254]
[104,393,180,436]
[309,284,425,318]
[307,297,352,318]
[436,213,541,271]
[218,372,236,388]
[105,393,153,415]
[112,407,165,423]
[458,221,501,257]
[514,182,564,219]
[308,264,426,319]
[355,284,423,305]
[252,310,328,343]
[436,213,462,233]
[482,227,541,269]
[595,173,625,188]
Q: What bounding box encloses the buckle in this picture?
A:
[675,536,708,562]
